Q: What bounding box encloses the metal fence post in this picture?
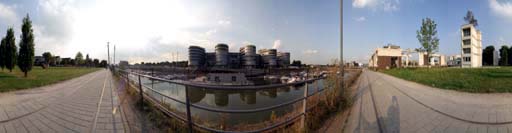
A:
[185,86,193,133]
[125,72,129,86]
[138,75,143,109]
[300,82,309,130]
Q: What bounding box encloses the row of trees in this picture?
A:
[0,14,35,77]
[483,45,512,66]
[40,51,108,68]
[73,52,108,67]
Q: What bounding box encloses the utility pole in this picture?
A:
[340,0,345,94]
[114,45,116,66]
[107,42,110,69]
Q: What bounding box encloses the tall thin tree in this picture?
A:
[18,14,35,77]
[4,28,17,72]
[416,18,440,66]
[499,46,509,66]
[0,37,5,70]
[508,45,512,66]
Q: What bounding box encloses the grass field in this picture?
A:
[382,67,512,93]
[0,67,101,92]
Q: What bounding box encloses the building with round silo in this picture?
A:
[277,52,290,67]
[215,43,229,67]
[240,45,257,68]
[188,46,206,67]
[259,49,277,68]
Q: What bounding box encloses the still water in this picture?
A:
[129,74,328,130]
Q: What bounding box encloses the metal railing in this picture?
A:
[114,69,328,133]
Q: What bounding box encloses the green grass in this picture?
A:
[0,67,101,92]
[381,67,512,93]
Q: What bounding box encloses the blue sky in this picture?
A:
[0,0,340,64]
[343,0,512,63]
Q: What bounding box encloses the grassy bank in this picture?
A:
[0,67,101,92]
[381,67,512,93]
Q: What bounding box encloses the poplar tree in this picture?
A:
[18,14,35,77]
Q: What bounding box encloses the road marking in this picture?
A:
[91,72,108,132]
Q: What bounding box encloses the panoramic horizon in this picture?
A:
[0,0,340,65]
[343,0,512,64]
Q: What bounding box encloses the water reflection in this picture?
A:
[132,75,326,129]
[240,90,256,104]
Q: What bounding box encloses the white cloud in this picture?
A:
[0,3,19,26]
[352,0,399,12]
[352,0,373,8]
[355,16,366,22]
[272,40,281,49]
[383,1,399,12]
[205,29,217,36]
[489,0,512,20]
[218,20,231,25]
[303,49,318,55]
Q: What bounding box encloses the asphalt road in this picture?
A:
[0,69,125,133]
[344,69,512,133]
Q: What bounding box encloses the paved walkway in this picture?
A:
[0,69,125,132]
[344,69,512,133]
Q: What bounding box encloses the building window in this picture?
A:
[463,39,471,45]
[463,57,471,62]
[232,76,237,82]
[463,48,471,54]
[215,76,220,82]
[463,28,470,36]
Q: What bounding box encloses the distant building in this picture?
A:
[417,52,446,66]
[258,49,277,68]
[461,24,482,68]
[34,56,45,66]
[447,55,462,67]
[277,52,290,68]
[240,45,257,68]
[119,61,129,67]
[54,56,61,66]
[188,44,291,69]
[61,58,72,66]
[369,44,402,69]
[188,46,206,67]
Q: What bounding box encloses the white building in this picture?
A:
[460,24,482,68]
[447,55,462,67]
[369,44,402,69]
[417,52,446,67]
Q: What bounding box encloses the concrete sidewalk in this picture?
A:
[0,69,126,132]
[344,69,512,133]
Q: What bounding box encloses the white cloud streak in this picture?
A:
[352,0,399,12]
[355,16,366,22]
[489,0,512,20]
[303,49,318,55]
[0,3,19,26]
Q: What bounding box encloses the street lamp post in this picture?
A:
[340,0,344,94]
[107,42,110,69]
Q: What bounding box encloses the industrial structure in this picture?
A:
[460,24,482,68]
[188,44,291,69]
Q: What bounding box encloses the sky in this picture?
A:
[343,0,512,63]
[0,0,340,64]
